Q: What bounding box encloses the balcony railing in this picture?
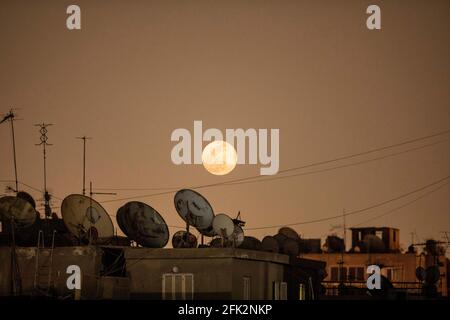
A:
[321,280,423,297]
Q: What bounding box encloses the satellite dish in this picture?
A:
[209,237,224,248]
[0,196,36,228]
[212,214,235,237]
[197,225,217,237]
[281,238,300,256]
[261,236,279,253]
[116,201,169,248]
[239,236,263,251]
[174,189,214,231]
[425,266,440,284]
[278,227,300,241]
[231,225,245,247]
[362,235,385,253]
[172,230,198,248]
[274,233,288,248]
[16,191,36,209]
[416,266,426,281]
[61,194,114,244]
[209,225,244,248]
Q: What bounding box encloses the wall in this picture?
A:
[0,246,102,298]
[303,252,418,283]
[125,247,288,300]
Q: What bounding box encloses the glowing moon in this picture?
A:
[202,141,237,175]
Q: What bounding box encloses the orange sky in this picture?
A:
[0,0,449,250]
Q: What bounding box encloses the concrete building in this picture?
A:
[0,246,325,300]
[302,227,448,297]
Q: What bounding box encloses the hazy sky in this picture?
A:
[1,0,449,250]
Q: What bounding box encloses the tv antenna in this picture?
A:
[35,123,53,217]
[76,136,92,196]
[0,108,22,193]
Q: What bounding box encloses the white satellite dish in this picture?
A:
[116,201,169,248]
[61,194,114,244]
[210,224,245,248]
[0,196,36,228]
[212,214,234,238]
[174,189,214,231]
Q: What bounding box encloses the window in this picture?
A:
[348,266,365,281]
[384,267,403,282]
[243,277,251,300]
[100,248,126,277]
[376,230,383,239]
[330,267,339,281]
[280,282,287,300]
[330,266,365,282]
[273,281,287,300]
[330,266,347,281]
[162,273,194,300]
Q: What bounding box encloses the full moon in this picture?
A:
[202,140,237,175]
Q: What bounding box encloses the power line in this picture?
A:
[223,137,450,187]
[351,180,450,227]
[0,180,63,201]
[276,128,450,174]
[245,175,450,230]
[98,137,450,204]
[94,128,450,192]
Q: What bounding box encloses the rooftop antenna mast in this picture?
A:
[76,136,92,196]
[0,108,22,193]
[338,208,346,285]
[35,123,53,218]
[343,208,347,250]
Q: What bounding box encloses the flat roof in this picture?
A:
[123,247,290,265]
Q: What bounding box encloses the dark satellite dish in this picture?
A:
[61,194,114,244]
[116,201,169,248]
[209,237,224,248]
[362,234,385,253]
[239,236,263,251]
[0,196,36,228]
[281,238,300,256]
[415,266,426,281]
[425,266,440,284]
[278,227,300,242]
[325,235,345,253]
[231,224,245,247]
[16,191,36,209]
[174,189,214,232]
[172,230,198,248]
[274,233,288,248]
[261,236,279,253]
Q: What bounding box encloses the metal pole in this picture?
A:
[43,139,47,194]
[35,123,53,217]
[10,116,18,193]
[83,138,86,195]
[343,208,347,250]
[76,136,91,196]
[1,110,20,193]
